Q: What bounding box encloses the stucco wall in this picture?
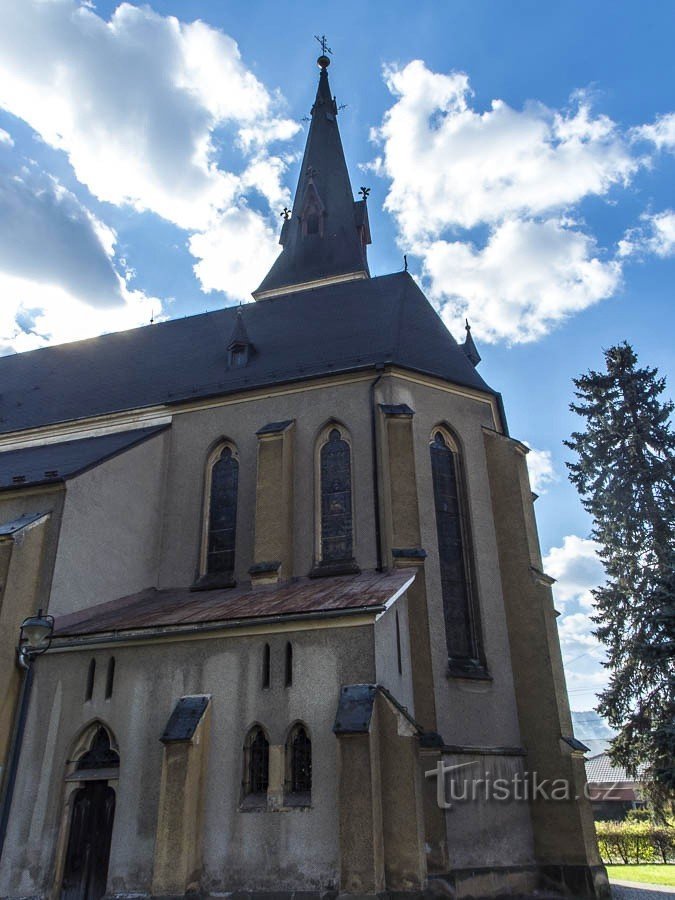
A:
[374,595,415,714]
[49,430,169,616]
[0,621,376,897]
[158,375,379,587]
[0,487,64,780]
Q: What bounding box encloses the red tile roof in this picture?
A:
[54,569,415,638]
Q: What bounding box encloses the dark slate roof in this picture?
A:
[53,568,416,637]
[0,273,497,436]
[254,63,369,298]
[0,511,47,535]
[0,426,168,490]
[585,752,647,784]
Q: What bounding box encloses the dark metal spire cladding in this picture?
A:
[253,54,371,300]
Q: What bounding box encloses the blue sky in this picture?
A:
[0,1,673,711]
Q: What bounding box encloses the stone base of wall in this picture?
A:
[106,865,611,900]
[429,862,610,899]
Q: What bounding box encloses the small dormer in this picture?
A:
[227,310,253,369]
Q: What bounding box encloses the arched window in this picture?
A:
[318,425,354,566]
[85,659,96,702]
[430,429,483,671]
[199,442,239,588]
[285,642,293,687]
[243,726,269,802]
[262,643,271,690]
[286,723,312,802]
[105,657,115,700]
[76,726,120,772]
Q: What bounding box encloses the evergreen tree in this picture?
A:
[566,342,675,815]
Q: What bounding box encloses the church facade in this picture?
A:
[0,55,608,899]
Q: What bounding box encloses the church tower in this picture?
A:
[254,51,370,299]
[0,49,608,899]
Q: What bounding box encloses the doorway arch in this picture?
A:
[58,723,119,900]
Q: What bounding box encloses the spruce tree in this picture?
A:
[566,342,675,815]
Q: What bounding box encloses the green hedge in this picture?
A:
[596,821,674,864]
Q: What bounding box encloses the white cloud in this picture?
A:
[373,61,639,242]
[0,0,299,307]
[0,127,13,146]
[0,1,298,231]
[619,209,675,259]
[0,272,156,354]
[544,534,609,707]
[189,206,282,301]
[0,159,159,353]
[424,219,621,343]
[524,443,557,495]
[370,60,654,343]
[634,112,675,152]
[544,535,605,611]
[0,165,124,307]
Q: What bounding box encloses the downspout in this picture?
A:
[370,367,385,573]
[0,661,34,862]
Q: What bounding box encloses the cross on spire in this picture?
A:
[314,34,332,56]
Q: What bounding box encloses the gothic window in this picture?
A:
[285,642,293,687]
[286,723,312,801]
[204,443,239,579]
[319,426,354,564]
[430,429,482,668]
[85,659,96,702]
[105,658,115,700]
[262,643,271,690]
[243,726,269,800]
[76,726,120,771]
[306,212,320,235]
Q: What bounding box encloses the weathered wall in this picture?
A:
[158,375,379,587]
[0,621,376,898]
[483,429,604,882]
[49,430,169,616]
[373,596,415,713]
[0,487,63,787]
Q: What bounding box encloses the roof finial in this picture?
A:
[359,186,370,200]
[404,254,408,272]
[314,34,332,68]
[461,318,481,367]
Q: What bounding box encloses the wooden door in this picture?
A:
[61,782,115,900]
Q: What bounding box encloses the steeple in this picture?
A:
[253,50,371,300]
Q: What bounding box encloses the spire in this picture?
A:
[253,50,371,300]
[461,319,481,367]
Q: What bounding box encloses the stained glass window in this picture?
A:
[430,431,477,662]
[320,428,353,562]
[207,446,239,576]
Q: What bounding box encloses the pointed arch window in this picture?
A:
[85,659,96,702]
[314,425,357,572]
[430,429,485,675]
[285,723,312,805]
[197,442,239,589]
[242,726,269,806]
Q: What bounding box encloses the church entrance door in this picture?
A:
[61,781,115,900]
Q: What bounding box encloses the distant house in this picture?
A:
[585,752,647,820]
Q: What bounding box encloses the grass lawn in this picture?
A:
[606,864,675,887]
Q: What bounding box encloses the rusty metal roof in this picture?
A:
[53,569,415,638]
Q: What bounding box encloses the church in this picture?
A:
[0,52,608,899]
